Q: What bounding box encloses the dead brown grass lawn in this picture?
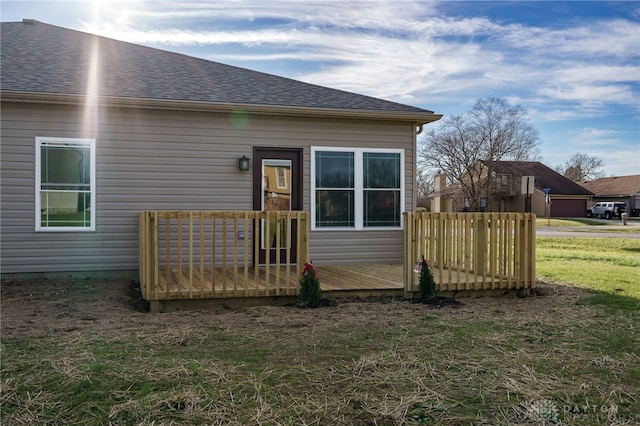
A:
[1,278,639,425]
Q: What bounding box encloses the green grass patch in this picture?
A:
[536,218,606,227]
[536,237,640,309]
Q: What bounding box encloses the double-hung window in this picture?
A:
[36,137,96,231]
[312,147,404,230]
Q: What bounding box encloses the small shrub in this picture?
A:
[418,257,436,299]
[299,262,322,306]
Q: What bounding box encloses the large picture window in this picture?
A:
[312,147,403,230]
[36,137,96,231]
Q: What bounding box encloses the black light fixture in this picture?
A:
[238,155,250,171]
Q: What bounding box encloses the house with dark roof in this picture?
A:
[430,161,593,217]
[0,20,441,277]
[579,175,640,216]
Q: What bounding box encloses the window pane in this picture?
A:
[364,190,400,227]
[316,151,354,188]
[40,192,91,227]
[41,145,91,185]
[316,190,354,227]
[364,152,400,189]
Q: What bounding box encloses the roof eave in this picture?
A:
[1,90,443,125]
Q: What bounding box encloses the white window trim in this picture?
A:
[311,146,404,231]
[35,137,96,232]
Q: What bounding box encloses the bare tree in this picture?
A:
[556,152,605,181]
[415,169,433,209]
[418,97,540,211]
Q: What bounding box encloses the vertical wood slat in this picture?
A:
[296,212,303,286]
[154,211,161,300]
[164,213,170,298]
[211,214,216,291]
[464,216,472,289]
[506,214,513,289]
[233,216,239,295]
[285,212,292,295]
[456,214,465,290]
[138,212,150,300]
[514,213,522,285]
[253,214,260,290]
[530,216,536,287]
[176,212,182,295]
[264,213,271,296]
[300,212,310,279]
[222,215,227,293]
[243,211,250,297]
[188,212,194,299]
[275,212,281,295]
[199,212,205,297]
[490,213,497,289]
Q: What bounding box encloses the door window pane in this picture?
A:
[263,160,291,212]
[262,159,291,248]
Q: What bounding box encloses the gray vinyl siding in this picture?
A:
[1,101,416,275]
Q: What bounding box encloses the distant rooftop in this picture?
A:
[580,175,640,197]
[485,161,594,196]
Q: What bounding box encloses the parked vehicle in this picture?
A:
[586,202,627,219]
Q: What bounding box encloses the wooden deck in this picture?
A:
[140,211,536,312]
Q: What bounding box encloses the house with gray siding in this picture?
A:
[0,20,441,278]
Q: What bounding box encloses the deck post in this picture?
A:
[403,212,412,297]
[150,300,163,314]
[529,215,536,288]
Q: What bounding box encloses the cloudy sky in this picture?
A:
[2,0,639,177]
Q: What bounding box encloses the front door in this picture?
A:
[253,148,303,264]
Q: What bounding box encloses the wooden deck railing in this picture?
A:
[139,211,310,303]
[403,212,536,294]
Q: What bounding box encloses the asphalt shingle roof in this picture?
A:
[1,20,435,115]
[579,175,640,197]
[485,161,594,196]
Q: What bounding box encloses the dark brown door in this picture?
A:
[253,148,303,264]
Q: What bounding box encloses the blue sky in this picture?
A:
[2,0,639,177]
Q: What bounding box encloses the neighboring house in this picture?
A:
[430,161,593,217]
[0,20,441,277]
[579,175,640,216]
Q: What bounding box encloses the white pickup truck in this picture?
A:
[586,202,627,219]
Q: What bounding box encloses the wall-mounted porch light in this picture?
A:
[238,155,250,171]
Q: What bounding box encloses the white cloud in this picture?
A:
[80,1,638,120]
[50,0,640,176]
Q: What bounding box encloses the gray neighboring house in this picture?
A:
[1,20,441,277]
